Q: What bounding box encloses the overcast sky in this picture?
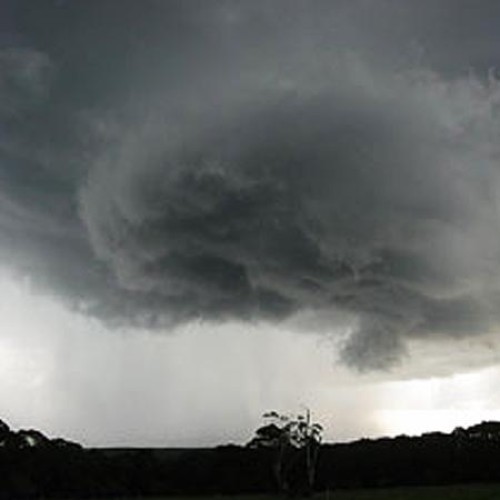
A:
[3,0,500,447]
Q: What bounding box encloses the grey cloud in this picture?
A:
[4,1,500,369]
[79,65,500,367]
[0,47,52,115]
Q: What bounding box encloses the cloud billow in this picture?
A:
[4,1,500,369]
[77,66,500,368]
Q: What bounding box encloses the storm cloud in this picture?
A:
[4,1,500,369]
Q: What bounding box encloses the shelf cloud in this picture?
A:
[4,1,500,370]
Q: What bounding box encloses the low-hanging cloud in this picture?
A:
[79,63,500,368]
[4,1,500,370]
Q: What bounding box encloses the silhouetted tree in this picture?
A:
[248,409,323,496]
[0,420,9,445]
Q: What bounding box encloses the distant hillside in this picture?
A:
[2,418,500,498]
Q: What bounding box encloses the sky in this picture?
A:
[3,0,500,447]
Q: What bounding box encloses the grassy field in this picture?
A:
[314,483,500,499]
[60,483,500,500]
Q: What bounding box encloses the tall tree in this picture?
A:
[248,409,323,496]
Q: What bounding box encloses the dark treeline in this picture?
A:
[2,419,500,498]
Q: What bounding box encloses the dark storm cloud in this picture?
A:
[4,0,500,368]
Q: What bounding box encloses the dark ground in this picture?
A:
[3,420,500,498]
